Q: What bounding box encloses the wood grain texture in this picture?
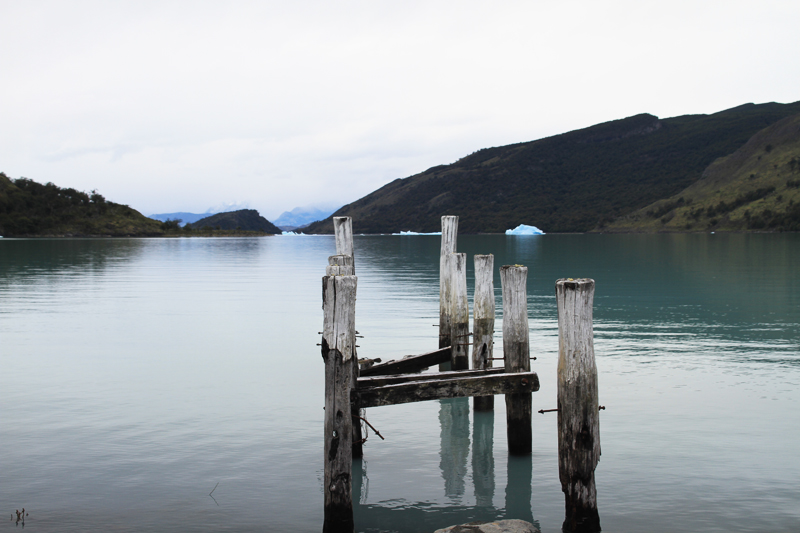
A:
[322,274,357,533]
[556,278,600,533]
[473,254,495,411]
[358,347,451,377]
[326,254,354,276]
[356,371,539,408]
[358,367,505,388]
[500,265,532,455]
[333,217,354,271]
[439,216,458,368]
[450,252,469,370]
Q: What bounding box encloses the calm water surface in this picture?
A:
[1,234,798,532]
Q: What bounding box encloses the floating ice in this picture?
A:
[281,231,305,236]
[505,224,545,235]
[392,231,442,235]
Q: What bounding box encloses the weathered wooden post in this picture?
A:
[439,216,458,370]
[449,252,469,370]
[472,254,495,410]
[500,265,531,455]
[322,273,357,533]
[556,278,601,533]
[331,217,363,459]
[333,217,354,268]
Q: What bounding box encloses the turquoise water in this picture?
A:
[1,234,798,532]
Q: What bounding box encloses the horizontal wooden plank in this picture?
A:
[359,347,451,377]
[357,367,505,388]
[355,371,540,408]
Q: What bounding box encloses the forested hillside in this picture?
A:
[305,101,800,234]
[0,174,163,236]
[606,113,800,232]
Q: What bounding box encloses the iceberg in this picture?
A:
[281,231,306,236]
[505,224,545,235]
[392,231,442,235]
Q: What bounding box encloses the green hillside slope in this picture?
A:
[188,209,281,233]
[0,174,163,237]
[605,113,800,232]
[305,101,800,234]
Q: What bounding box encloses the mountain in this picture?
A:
[304,101,800,234]
[148,212,210,225]
[605,113,800,232]
[0,173,163,237]
[273,205,341,230]
[187,209,281,233]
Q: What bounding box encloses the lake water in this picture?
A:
[1,234,799,532]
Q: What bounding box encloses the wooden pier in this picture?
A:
[321,216,601,533]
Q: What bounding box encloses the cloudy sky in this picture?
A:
[2,1,798,220]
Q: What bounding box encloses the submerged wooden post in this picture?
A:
[449,252,469,370]
[556,278,601,533]
[473,254,495,411]
[322,274,357,533]
[333,217,354,269]
[439,216,458,369]
[500,265,531,455]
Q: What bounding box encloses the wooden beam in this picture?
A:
[358,367,505,388]
[355,371,539,408]
[358,347,451,377]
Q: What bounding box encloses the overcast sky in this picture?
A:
[2,1,798,219]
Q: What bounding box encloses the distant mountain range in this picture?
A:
[148,203,336,231]
[305,101,800,234]
[147,212,210,225]
[272,205,341,230]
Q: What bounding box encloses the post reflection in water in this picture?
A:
[471,410,495,508]
[505,454,534,524]
[439,398,470,501]
[352,400,537,532]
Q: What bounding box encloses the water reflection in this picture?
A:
[471,411,495,508]
[505,454,533,524]
[353,401,536,532]
[0,238,147,282]
[439,398,470,501]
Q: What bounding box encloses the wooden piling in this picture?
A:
[556,278,601,533]
[472,254,495,411]
[322,274,357,533]
[449,252,469,370]
[331,219,362,459]
[500,265,531,455]
[333,217,354,269]
[439,216,458,369]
